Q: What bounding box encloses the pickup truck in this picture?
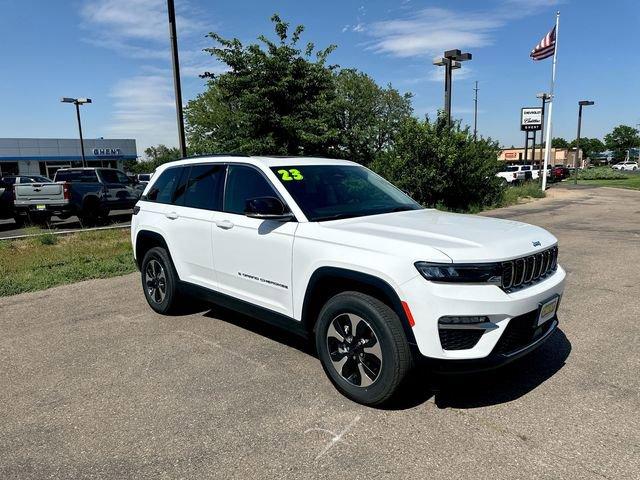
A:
[496,165,530,184]
[13,167,140,225]
[2,175,57,225]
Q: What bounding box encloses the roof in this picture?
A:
[162,155,358,168]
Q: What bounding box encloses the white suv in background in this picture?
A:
[612,160,638,171]
[131,156,565,405]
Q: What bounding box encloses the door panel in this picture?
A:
[213,214,297,315]
[213,164,297,316]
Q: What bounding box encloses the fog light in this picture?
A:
[439,316,488,325]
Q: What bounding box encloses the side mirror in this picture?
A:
[244,196,293,221]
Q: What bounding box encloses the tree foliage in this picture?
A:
[185,14,338,156]
[371,116,503,211]
[569,137,606,159]
[551,137,570,149]
[124,144,181,174]
[604,125,640,160]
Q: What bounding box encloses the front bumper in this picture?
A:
[399,265,566,361]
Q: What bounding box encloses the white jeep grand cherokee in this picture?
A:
[131,155,565,405]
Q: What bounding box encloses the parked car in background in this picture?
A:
[0,177,16,221]
[551,166,571,182]
[1,175,56,224]
[611,160,638,171]
[53,168,141,224]
[497,165,531,184]
[137,173,153,183]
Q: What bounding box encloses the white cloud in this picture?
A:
[106,75,178,150]
[403,66,474,85]
[80,0,207,59]
[363,1,559,58]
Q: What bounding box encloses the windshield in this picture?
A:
[270,164,422,222]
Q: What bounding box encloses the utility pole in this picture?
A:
[536,93,551,168]
[574,100,595,185]
[473,81,479,141]
[167,0,187,158]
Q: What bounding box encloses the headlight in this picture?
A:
[414,261,502,285]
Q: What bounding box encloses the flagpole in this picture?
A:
[541,11,560,191]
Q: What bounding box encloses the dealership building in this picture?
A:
[0,138,137,178]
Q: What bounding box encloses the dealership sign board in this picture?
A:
[521,107,543,131]
[93,148,122,156]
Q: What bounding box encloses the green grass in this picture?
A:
[0,228,136,297]
[497,181,546,208]
[576,166,630,180]
[577,174,640,190]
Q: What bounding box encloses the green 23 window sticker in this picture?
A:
[277,168,304,181]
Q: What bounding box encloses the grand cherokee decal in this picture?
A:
[238,272,289,290]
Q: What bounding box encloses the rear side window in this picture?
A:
[80,171,98,182]
[145,167,183,204]
[182,164,225,211]
[224,165,279,215]
[99,169,130,184]
[55,170,81,182]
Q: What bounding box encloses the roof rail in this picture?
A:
[180,153,250,160]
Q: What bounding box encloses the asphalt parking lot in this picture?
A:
[1,185,638,479]
[0,210,132,239]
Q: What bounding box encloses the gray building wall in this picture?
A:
[0,138,137,176]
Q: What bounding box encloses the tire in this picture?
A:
[140,246,182,314]
[315,291,413,406]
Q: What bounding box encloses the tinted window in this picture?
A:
[270,165,421,222]
[99,169,130,184]
[506,166,519,172]
[54,170,82,182]
[224,165,279,215]
[138,174,151,182]
[26,176,52,183]
[80,171,98,182]
[2,177,17,185]
[145,167,182,204]
[182,164,225,211]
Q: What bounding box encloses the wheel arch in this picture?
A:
[301,267,417,345]
[135,229,172,269]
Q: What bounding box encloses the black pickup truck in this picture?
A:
[14,168,141,225]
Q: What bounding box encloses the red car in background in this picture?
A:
[551,166,570,182]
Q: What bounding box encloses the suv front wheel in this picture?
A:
[141,247,181,314]
[315,292,413,406]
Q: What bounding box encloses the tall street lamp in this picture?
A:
[574,100,595,185]
[61,97,92,167]
[167,0,187,158]
[433,49,472,126]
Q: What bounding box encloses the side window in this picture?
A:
[223,165,279,215]
[55,171,81,182]
[183,164,225,211]
[80,171,98,182]
[99,169,130,184]
[145,167,182,204]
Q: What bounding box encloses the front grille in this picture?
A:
[492,310,554,355]
[501,246,558,292]
[439,329,484,350]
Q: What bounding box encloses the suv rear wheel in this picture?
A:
[315,292,412,406]
[140,246,182,314]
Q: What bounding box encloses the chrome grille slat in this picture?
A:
[501,246,558,292]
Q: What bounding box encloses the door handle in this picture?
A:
[215,219,234,230]
[165,211,179,220]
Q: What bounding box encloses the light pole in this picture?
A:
[167,0,187,158]
[536,92,552,167]
[61,97,92,167]
[473,81,479,141]
[433,49,472,126]
[574,100,595,185]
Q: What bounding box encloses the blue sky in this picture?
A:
[0,0,638,155]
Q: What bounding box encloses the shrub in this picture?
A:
[577,167,628,180]
[371,116,503,211]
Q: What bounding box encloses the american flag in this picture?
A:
[530,26,556,61]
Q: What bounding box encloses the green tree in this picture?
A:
[604,125,640,160]
[371,116,503,211]
[331,69,413,166]
[185,14,338,156]
[125,144,181,174]
[551,137,570,148]
[569,137,606,159]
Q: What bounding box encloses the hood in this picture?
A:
[320,209,557,263]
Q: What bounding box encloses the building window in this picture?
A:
[0,162,19,176]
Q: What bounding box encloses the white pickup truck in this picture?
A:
[497,165,530,184]
[12,176,70,225]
